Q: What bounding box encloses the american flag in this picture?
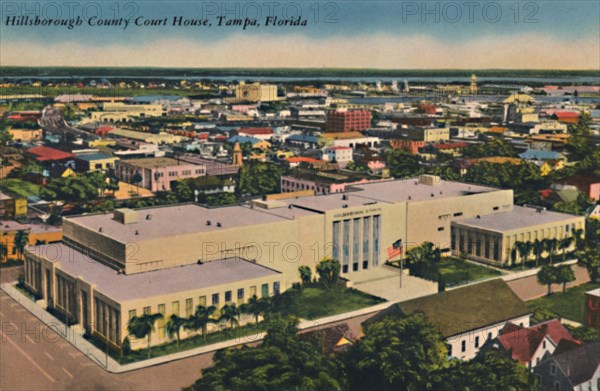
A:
[386,239,403,260]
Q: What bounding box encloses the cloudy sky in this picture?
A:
[1,1,599,69]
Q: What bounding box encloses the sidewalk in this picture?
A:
[2,281,393,373]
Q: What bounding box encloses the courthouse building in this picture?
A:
[23,176,584,349]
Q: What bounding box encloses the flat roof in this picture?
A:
[1,220,62,234]
[65,203,307,242]
[75,153,116,162]
[349,178,500,204]
[452,206,583,233]
[36,243,279,302]
[118,157,191,168]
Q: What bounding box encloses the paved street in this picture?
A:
[0,266,378,390]
[0,266,213,391]
[507,265,591,301]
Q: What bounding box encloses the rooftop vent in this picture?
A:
[135,230,139,235]
[197,259,204,265]
[419,175,441,186]
[342,204,348,208]
[216,222,222,227]
[476,215,481,219]
[431,193,434,197]
[408,196,412,200]
[113,208,137,225]
[342,194,348,200]
[98,227,103,232]
[206,220,211,226]
[146,214,152,220]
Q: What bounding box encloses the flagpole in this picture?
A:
[399,255,403,289]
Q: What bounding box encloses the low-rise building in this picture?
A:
[495,319,580,368]
[365,279,532,360]
[323,146,353,167]
[0,220,62,263]
[74,153,119,172]
[585,288,600,329]
[534,341,600,391]
[451,206,584,266]
[115,157,205,192]
[406,127,450,142]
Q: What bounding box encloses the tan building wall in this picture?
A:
[451,214,585,266]
[406,189,514,249]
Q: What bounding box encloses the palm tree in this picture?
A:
[517,241,533,269]
[532,239,545,267]
[546,238,558,265]
[240,295,264,325]
[13,230,29,261]
[572,229,585,251]
[219,303,240,330]
[509,246,518,268]
[559,237,574,263]
[187,305,217,341]
[165,314,186,348]
[127,313,164,358]
[0,242,8,263]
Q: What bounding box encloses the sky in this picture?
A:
[1,1,599,69]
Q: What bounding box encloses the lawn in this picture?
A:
[439,258,504,286]
[406,257,504,287]
[527,282,598,324]
[0,179,41,198]
[280,285,385,320]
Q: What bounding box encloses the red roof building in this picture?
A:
[25,146,75,162]
[552,111,580,124]
[497,319,580,368]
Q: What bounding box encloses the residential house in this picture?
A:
[534,341,600,391]
[495,319,580,368]
[364,279,532,360]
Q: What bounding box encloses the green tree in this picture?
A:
[384,149,421,178]
[190,316,345,391]
[173,181,193,202]
[537,265,558,296]
[514,241,531,268]
[559,237,574,262]
[298,265,312,285]
[127,313,164,358]
[0,242,8,263]
[555,264,576,293]
[186,305,217,341]
[13,230,29,261]
[165,314,186,348]
[219,303,240,330]
[315,258,341,289]
[237,162,283,196]
[532,239,545,267]
[131,171,143,196]
[578,248,600,283]
[121,336,131,358]
[431,349,536,390]
[545,238,559,265]
[344,312,447,391]
[240,295,266,325]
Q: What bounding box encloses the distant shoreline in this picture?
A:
[2,67,598,79]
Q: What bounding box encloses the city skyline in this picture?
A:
[1,1,599,69]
